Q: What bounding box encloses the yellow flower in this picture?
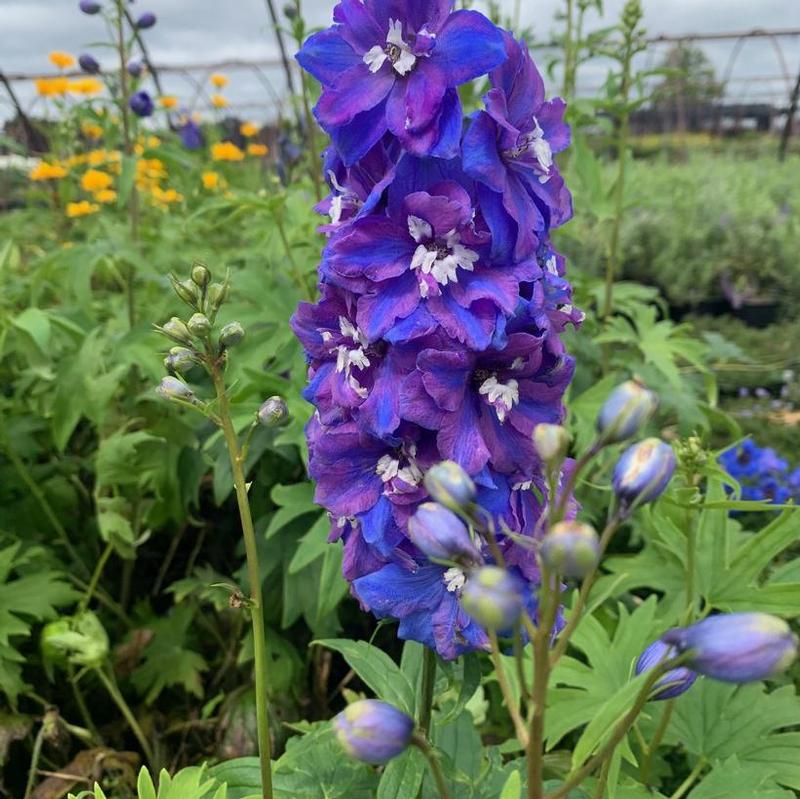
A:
[247,143,268,157]
[30,162,67,181]
[202,171,220,189]
[35,77,70,97]
[66,200,100,218]
[49,51,76,70]
[147,136,162,148]
[151,186,184,206]
[240,121,259,138]
[211,141,244,162]
[211,94,228,109]
[81,169,113,192]
[81,121,103,139]
[94,189,117,203]
[87,149,109,166]
[159,96,178,109]
[69,78,103,95]
[210,73,229,89]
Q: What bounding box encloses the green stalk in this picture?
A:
[210,365,274,799]
[668,757,708,799]
[489,633,529,746]
[23,722,46,799]
[413,735,452,799]
[418,646,437,737]
[79,541,114,612]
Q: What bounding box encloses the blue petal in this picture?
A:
[296,28,361,85]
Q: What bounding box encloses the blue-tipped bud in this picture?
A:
[78,53,100,74]
[156,376,195,402]
[635,640,698,700]
[461,566,522,631]
[613,438,676,508]
[219,321,245,348]
[129,90,153,118]
[407,502,482,565]
[333,699,414,765]
[164,347,195,375]
[126,59,143,78]
[540,521,600,579]
[597,380,658,445]
[662,613,798,684]
[187,312,211,337]
[257,396,289,427]
[423,461,476,512]
[160,316,193,346]
[79,0,101,14]
[533,423,570,465]
[136,12,157,29]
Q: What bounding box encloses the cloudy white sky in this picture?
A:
[1,0,799,121]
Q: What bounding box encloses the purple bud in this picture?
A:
[179,119,204,150]
[126,59,144,78]
[597,380,658,445]
[78,54,100,74]
[164,347,195,375]
[540,521,600,579]
[613,438,676,508]
[407,503,482,565]
[129,90,153,118]
[136,12,157,29]
[461,566,522,631]
[160,316,193,345]
[662,613,798,683]
[79,0,101,14]
[333,700,413,765]
[423,461,476,512]
[533,423,570,465]
[156,376,195,402]
[635,640,698,700]
[258,396,289,427]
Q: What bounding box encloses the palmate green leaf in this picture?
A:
[288,514,332,574]
[377,747,427,799]
[265,482,318,539]
[688,756,794,799]
[672,681,800,791]
[314,638,416,714]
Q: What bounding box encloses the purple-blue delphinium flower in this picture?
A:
[296,0,506,164]
[294,0,579,659]
[720,438,797,506]
[178,117,204,150]
[129,90,154,118]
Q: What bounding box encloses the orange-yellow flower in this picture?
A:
[240,121,259,138]
[202,171,220,189]
[159,95,178,109]
[210,73,229,88]
[81,169,113,192]
[147,135,162,148]
[94,189,117,204]
[211,141,244,162]
[66,200,100,218]
[69,78,103,95]
[81,121,103,139]
[49,51,76,70]
[210,94,228,109]
[151,186,184,206]
[30,162,67,181]
[247,143,268,157]
[35,77,70,97]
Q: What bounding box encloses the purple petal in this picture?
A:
[428,294,498,350]
[296,28,361,85]
[333,0,385,53]
[463,112,505,194]
[316,64,395,128]
[329,217,413,281]
[434,10,507,85]
[438,396,491,474]
[330,100,390,166]
[417,348,472,411]
[356,271,421,340]
[403,63,448,132]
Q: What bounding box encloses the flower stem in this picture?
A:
[210,364,274,799]
[23,721,46,799]
[489,632,529,746]
[413,735,451,799]
[95,666,154,767]
[79,542,114,613]
[668,756,708,799]
[418,646,437,737]
[639,699,675,785]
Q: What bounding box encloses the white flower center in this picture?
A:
[363,19,417,76]
[443,566,466,593]
[479,376,520,423]
[332,317,370,398]
[407,216,478,296]
[376,444,423,488]
[326,170,360,225]
[504,118,553,182]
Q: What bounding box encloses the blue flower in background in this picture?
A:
[720,438,797,507]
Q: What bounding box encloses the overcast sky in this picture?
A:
[1,0,799,121]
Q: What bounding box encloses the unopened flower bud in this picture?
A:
[187,312,211,338]
[127,59,143,78]
[207,281,229,312]
[408,502,482,565]
[78,53,100,74]
[219,321,245,348]
[597,380,658,445]
[662,613,798,683]
[533,423,570,465]
[156,376,195,402]
[423,461,476,512]
[613,438,676,508]
[258,396,288,427]
[136,12,157,29]
[164,347,195,375]
[461,566,522,631]
[79,0,101,14]
[540,520,600,579]
[160,316,193,345]
[171,276,200,307]
[191,263,211,288]
[635,640,697,700]
[283,3,298,20]
[333,699,413,764]
[41,611,109,669]
[129,90,153,118]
